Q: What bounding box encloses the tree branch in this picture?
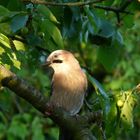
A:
[22,0,133,24]
[0,65,103,140]
[22,0,105,6]
[93,4,133,15]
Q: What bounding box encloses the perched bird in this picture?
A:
[44,50,87,115]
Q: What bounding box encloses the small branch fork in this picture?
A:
[0,65,103,140]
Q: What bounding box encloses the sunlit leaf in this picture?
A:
[0,47,5,55]
[117,91,136,129]
[13,40,25,51]
[0,33,10,48]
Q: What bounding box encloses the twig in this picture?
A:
[93,5,133,15]
[22,0,105,6]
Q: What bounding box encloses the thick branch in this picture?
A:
[0,65,103,140]
[0,65,48,113]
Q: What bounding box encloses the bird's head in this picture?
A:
[43,50,80,72]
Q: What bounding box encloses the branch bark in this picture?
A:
[22,0,105,6]
[0,65,103,140]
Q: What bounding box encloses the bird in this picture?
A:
[44,50,87,116]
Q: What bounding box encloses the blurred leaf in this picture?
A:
[10,14,28,33]
[7,0,22,11]
[114,30,124,45]
[37,5,59,23]
[8,116,28,139]
[0,22,12,35]
[87,73,110,115]
[22,113,32,123]
[97,45,120,72]
[0,5,10,18]
[31,117,45,140]
[41,19,64,48]
[84,6,100,33]
[98,19,115,38]
[123,15,134,28]
[105,98,117,137]
[133,55,140,72]
[0,123,6,139]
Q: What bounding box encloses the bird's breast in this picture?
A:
[50,69,87,115]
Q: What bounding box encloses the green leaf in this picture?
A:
[7,0,22,11]
[0,22,12,35]
[0,33,10,48]
[84,6,100,33]
[10,14,28,33]
[0,123,6,139]
[123,15,134,28]
[114,30,123,45]
[0,33,21,69]
[0,6,18,23]
[41,19,64,48]
[98,19,115,38]
[105,99,117,137]
[0,5,10,17]
[8,119,28,139]
[31,117,45,140]
[97,45,120,72]
[117,91,136,129]
[37,5,59,23]
[87,73,110,115]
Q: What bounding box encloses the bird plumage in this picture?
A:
[45,50,87,115]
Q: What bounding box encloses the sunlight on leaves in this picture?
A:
[0,33,22,69]
[116,90,137,129]
[13,40,25,51]
[0,47,5,55]
[0,33,10,48]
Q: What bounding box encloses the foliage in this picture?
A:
[0,0,140,139]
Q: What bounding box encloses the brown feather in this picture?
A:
[46,50,87,115]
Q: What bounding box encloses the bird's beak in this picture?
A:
[42,61,52,67]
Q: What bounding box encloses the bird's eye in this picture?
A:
[53,60,63,63]
[54,54,58,58]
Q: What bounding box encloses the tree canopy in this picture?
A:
[0,0,140,140]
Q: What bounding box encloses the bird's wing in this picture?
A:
[50,79,54,95]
